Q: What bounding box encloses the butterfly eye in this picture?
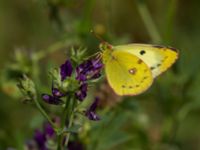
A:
[140,50,146,55]
[106,44,113,49]
[99,42,113,51]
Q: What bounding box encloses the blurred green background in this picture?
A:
[1,0,200,149]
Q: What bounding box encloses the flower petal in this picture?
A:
[44,123,55,138]
[75,83,88,101]
[42,94,63,105]
[75,58,103,81]
[34,129,46,148]
[52,88,64,98]
[60,60,73,81]
[85,97,100,121]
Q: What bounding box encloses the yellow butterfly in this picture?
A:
[100,42,178,96]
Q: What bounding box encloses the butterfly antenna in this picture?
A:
[84,51,102,60]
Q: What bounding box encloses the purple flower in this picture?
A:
[75,83,88,101]
[68,141,84,150]
[60,60,73,81]
[34,129,47,150]
[44,123,55,138]
[42,94,63,105]
[33,122,56,150]
[85,97,100,121]
[42,88,64,105]
[52,88,65,98]
[76,58,103,82]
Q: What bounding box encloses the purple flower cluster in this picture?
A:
[75,59,102,102]
[76,59,103,82]
[42,60,72,105]
[41,58,102,121]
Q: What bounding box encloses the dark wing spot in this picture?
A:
[157,63,161,67]
[140,50,146,55]
[129,86,133,89]
[137,59,143,64]
[162,48,167,51]
[141,76,148,83]
[143,76,148,80]
[122,85,126,88]
[129,68,137,75]
[150,66,155,70]
[135,84,139,87]
[111,55,117,60]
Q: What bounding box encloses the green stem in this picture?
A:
[57,95,77,149]
[57,95,71,150]
[136,0,162,43]
[33,96,56,129]
[57,134,62,150]
[64,99,76,147]
[61,96,71,128]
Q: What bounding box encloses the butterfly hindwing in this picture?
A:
[114,44,178,78]
[105,51,153,95]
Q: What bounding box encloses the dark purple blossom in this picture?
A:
[33,121,57,150]
[26,120,58,149]
[34,129,47,150]
[68,141,84,150]
[42,94,63,105]
[76,58,103,82]
[44,123,55,138]
[85,97,100,121]
[75,83,88,101]
[60,60,73,81]
[52,88,65,98]
[42,88,64,105]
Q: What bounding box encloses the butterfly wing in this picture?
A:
[114,44,178,78]
[105,51,153,96]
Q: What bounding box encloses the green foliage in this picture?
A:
[1,0,200,150]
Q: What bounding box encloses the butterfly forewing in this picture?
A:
[114,44,178,78]
[105,51,153,96]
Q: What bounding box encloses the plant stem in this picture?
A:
[57,95,77,149]
[57,134,62,150]
[136,0,162,43]
[33,96,56,129]
[62,96,71,128]
[64,99,76,147]
[57,95,71,150]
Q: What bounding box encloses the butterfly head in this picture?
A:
[99,42,113,52]
[100,42,114,64]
